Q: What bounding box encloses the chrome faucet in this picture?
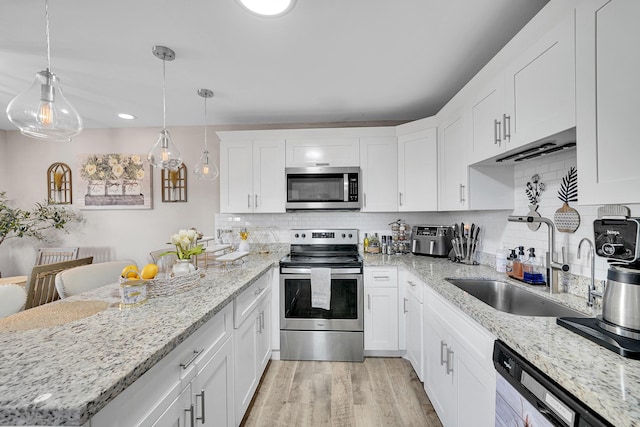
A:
[507,215,570,293]
[578,237,602,307]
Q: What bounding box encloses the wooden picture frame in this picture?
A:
[76,153,153,210]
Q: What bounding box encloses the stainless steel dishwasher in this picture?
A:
[493,340,612,427]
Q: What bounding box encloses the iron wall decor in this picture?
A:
[162,164,187,202]
[47,162,72,205]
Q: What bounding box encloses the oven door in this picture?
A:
[280,270,363,332]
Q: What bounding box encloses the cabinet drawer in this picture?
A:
[364,266,398,288]
[234,270,272,328]
[425,287,495,372]
[403,270,423,303]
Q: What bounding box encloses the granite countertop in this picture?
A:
[363,253,639,427]
[1,251,637,426]
[0,252,283,426]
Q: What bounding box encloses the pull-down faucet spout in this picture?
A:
[507,215,570,293]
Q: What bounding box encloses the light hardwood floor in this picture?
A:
[241,358,443,427]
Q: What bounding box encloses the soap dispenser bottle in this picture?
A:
[513,246,525,280]
[523,248,535,284]
[506,249,517,277]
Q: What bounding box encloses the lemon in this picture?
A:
[140,263,159,280]
[121,264,139,278]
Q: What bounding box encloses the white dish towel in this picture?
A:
[310,268,332,310]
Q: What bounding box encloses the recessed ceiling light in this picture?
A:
[236,0,296,17]
[118,113,136,120]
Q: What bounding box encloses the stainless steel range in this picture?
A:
[279,229,364,362]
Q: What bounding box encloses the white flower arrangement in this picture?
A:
[164,229,204,260]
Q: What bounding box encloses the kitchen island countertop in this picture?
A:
[0,253,282,426]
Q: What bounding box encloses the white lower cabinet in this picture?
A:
[401,269,424,381]
[153,337,234,427]
[364,267,398,352]
[91,304,234,427]
[234,271,272,423]
[423,286,496,427]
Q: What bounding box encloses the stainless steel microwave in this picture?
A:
[285,167,361,211]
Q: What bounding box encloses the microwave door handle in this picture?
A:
[344,174,349,202]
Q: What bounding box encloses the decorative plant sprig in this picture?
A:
[0,191,83,245]
[525,174,545,205]
[558,166,578,203]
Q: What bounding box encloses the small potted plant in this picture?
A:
[163,229,204,276]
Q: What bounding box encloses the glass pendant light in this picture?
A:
[147,45,182,171]
[6,0,82,142]
[194,89,219,181]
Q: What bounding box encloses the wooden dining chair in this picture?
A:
[24,257,93,309]
[35,247,80,266]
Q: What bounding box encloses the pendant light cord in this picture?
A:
[45,0,51,71]
[162,59,167,130]
[203,96,208,150]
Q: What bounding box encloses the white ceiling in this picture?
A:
[0,0,549,131]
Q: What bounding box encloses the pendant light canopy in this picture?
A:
[194,89,219,181]
[147,45,182,171]
[6,0,82,142]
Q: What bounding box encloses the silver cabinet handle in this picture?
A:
[459,184,466,203]
[255,287,264,296]
[247,194,251,209]
[408,280,416,288]
[494,119,502,145]
[316,162,330,166]
[180,349,203,369]
[373,275,390,280]
[440,341,447,366]
[446,348,454,374]
[196,389,206,423]
[403,297,408,314]
[368,294,371,311]
[185,403,195,427]
[399,192,403,206]
[363,193,366,208]
[260,310,265,331]
[256,315,262,333]
[503,114,511,141]
[255,194,258,208]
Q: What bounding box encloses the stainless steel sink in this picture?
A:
[445,278,585,317]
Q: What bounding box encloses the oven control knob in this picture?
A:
[348,233,353,238]
[301,233,306,238]
[294,233,299,238]
[342,233,346,238]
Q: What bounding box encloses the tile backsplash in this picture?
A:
[215,149,639,299]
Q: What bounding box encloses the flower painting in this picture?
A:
[77,153,152,210]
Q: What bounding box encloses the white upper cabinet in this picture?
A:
[360,136,398,212]
[467,7,576,164]
[468,75,506,165]
[576,0,640,205]
[397,127,438,212]
[438,109,468,211]
[504,11,576,151]
[219,138,285,213]
[285,138,359,167]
